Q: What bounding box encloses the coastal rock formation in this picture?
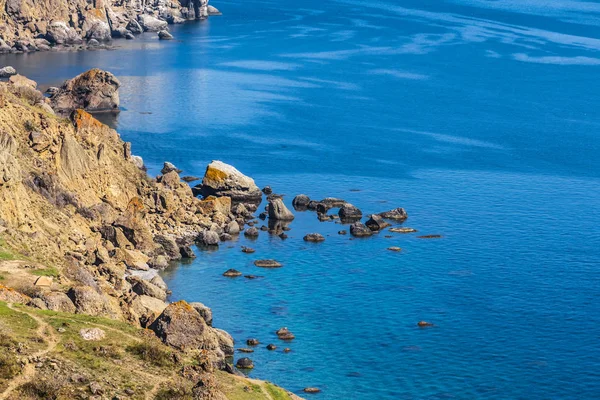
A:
[268,197,295,221]
[292,194,310,209]
[50,69,120,113]
[304,233,325,242]
[0,66,16,77]
[365,214,391,231]
[339,203,362,220]
[350,222,373,237]
[0,0,222,51]
[379,207,408,221]
[197,160,262,204]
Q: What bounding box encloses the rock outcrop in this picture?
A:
[268,197,295,221]
[197,160,262,204]
[49,69,121,113]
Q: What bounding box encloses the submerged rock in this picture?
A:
[349,222,372,237]
[254,259,282,268]
[268,196,295,221]
[417,321,434,327]
[276,327,295,340]
[241,246,255,254]
[418,235,443,239]
[304,388,321,394]
[158,30,174,40]
[266,344,277,351]
[238,348,254,353]
[246,338,260,346]
[223,269,242,277]
[387,247,402,252]
[199,160,262,203]
[389,227,417,233]
[303,233,325,242]
[379,207,408,221]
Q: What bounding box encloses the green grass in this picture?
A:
[31,267,59,278]
[0,238,18,261]
[265,383,293,400]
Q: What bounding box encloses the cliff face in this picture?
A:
[0,0,219,51]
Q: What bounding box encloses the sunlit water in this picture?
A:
[3,0,600,398]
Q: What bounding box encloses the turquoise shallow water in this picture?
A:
[3,0,600,398]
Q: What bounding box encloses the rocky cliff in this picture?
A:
[0,0,221,52]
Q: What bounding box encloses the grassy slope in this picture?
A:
[0,302,299,400]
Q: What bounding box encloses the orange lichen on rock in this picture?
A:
[71,109,104,130]
[204,166,228,183]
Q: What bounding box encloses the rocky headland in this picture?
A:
[0,0,221,53]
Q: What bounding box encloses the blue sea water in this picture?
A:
[2,0,600,398]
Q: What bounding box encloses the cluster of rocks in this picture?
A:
[0,0,222,53]
[234,328,296,370]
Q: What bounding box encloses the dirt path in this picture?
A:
[0,303,59,400]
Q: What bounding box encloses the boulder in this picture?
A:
[158,30,174,40]
[304,388,321,394]
[244,227,259,238]
[199,160,262,203]
[266,344,277,351]
[154,234,181,260]
[303,233,325,242]
[131,278,167,301]
[207,5,222,15]
[276,327,295,340]
[197,230,220,246]
[339,203,362,220]
[161,162,181,175]
[84,19,111,42]
[254,259,282,268]
[79,328,106,341]
[235,358,254,369]
[150,275,168,291]
[224,221,240,235]
[365,215,391,231]
[0,66,16,77]
[42,291,76,313]
[133,295,168,327]
[223,269,242,277]
[67,286,121,318]
[149,301,233,365]
[46,21,83,45]
[268,197,295,221]
[190,302,213,326]
[50,69,120,113]
[138,14,168,32]
[349,222,373,237]
[180,245,196,259]
[389,227,417,233]
[320,197,346,207]
[0,40,11,53]
[379,207,408,221]
[292,194,310,209]
[126,19,143,34]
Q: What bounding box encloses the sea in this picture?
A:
[2,0,599,398]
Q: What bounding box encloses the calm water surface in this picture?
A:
[3,0,600,398]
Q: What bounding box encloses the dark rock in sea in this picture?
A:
[262,186,273,195]
[304,388,321,394]
[266,344,277,351]
[306,200,319,210]
[339,203,362,221]
[350,222,373,237]
[246,338,260,346]
[244,227,259,238]
[244,275,261,280]
[379,207,408,221]
[236,357,254,369]
[304,233,325,242]
[292,194,310,210]
[219,233,232,242]
[223,269,242,277]
[260,225,269,231]
[283,348,292,353]
[238,348,254,353]
[182,176,200,182]
[276,327,295,340]
[317,212,330,222]
[241,246,255,254]
[126,19,143,34]
[197,230,220,246]
[179,245,196,259]
[418,235,443,239]
[254,260,282,268]
[259,212,267,220]
[158,30,174,40]
[279,233,288,240]
[384,235,393,238]
[389,227,417,233]
[338,230,347,235]
[161,161,181,175]
[387,247,402,252]
[316,202,330,214]
[417,321,434,327]
[268,196,295,221]
[247,221,255,227]
[365,214,391,231]
[320,197,346,207]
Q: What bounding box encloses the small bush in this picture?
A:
[127,340,174,367]
[0,352,20,379]
[19,374,67,400]
[154,379,194,400]
[16,86,43,107]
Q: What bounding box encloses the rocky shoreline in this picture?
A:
[0,0,221,53]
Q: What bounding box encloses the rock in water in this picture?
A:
[161,161,181,174]
[350,222,373,237]
[235,358,254,369]
[0,66,16,77]
[46,21,82,45]
[244,227,259,238]
[365,215,391,231]
[292,194,311,209]
[268,197,295,221]
[304,233,325,242]
[276,327,295,340]
[50,69,120,113]
[254,259,282,268]
[197,230,220,246]
[199,160,262,203]
[339,203,362,221]
[389,227,417,233]
[223,269,242,277]
[158,30,174,40]
[207,5,222,15]
[379,207,408,221]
